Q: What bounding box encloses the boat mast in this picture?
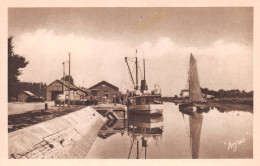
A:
[140,54,148,93]
[136,57,138,90]
[143,58,146,81]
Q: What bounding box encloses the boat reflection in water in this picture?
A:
[179,105,206,159]
[127,112,164,159]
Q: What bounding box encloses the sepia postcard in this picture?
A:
[0,0,260,166]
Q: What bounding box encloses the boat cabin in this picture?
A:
[133,95,162,105]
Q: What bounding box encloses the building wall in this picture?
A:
[46,81,69,101]
[90,84,118,101]
[77,90,86,99]
[18,93,29,102]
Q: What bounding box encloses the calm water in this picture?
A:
[86,102,253,159]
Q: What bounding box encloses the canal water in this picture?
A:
[86,102,253,159]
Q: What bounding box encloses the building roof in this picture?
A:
[88,80,119,91]
[21,91,37,97]
[46,79,79,90]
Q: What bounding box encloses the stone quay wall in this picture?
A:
[8,106,106,159]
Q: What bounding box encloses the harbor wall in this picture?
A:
[8,106,106,159]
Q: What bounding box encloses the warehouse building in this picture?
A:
[45,80,88,101]
[18,91,38,102]
[88,80,119,101]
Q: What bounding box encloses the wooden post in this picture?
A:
[45,103,48,110]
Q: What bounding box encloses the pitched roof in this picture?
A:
[88,80,119,91]
[46,79,78,90]
[22,91,37,97]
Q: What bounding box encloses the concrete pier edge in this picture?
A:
[8,106,106,159]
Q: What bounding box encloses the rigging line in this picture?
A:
[128,140,134,159]
[126,57,136,89]
[128,133,135,159]
[131,65,136,87]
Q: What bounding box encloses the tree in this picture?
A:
[61,75,74,85]
[18,82,47,98]
[201,88,209,95]
[218,89,226,98]
[8,36,29,99]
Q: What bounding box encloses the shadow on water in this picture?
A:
[96,110,164,159]
[127,113,164,159]
[178,102,253,159]
[179,104,204,159]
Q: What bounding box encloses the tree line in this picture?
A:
[201,88,253,98]
[17,82,47,97]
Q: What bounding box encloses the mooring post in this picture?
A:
[45,103,48,110]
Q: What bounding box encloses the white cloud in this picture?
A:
[14,29,253,96]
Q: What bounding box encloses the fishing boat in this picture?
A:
[179,53,207,113]
[125,55,163,115]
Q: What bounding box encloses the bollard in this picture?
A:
[45,103,48,110]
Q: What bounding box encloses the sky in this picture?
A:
[8,8,253,96]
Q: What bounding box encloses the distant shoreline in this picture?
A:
[162,97,253,106]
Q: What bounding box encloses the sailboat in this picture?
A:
[179,53,207,112]
[125,54,163,115]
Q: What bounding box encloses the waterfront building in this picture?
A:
[45,79,88,101]
[88,80,119,101]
